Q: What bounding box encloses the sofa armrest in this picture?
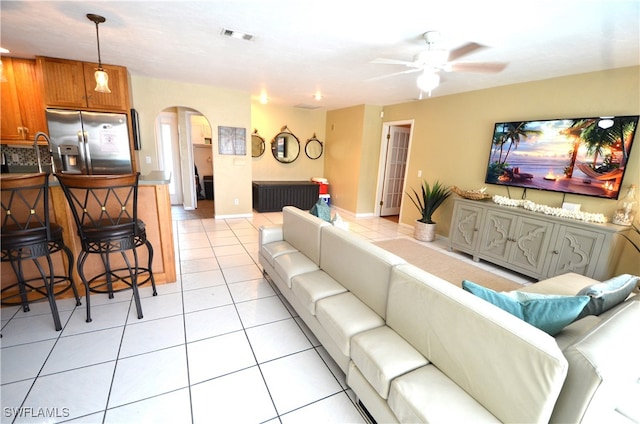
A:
[259,224,283,246]
[550,299,640,423]
[519,272,598,296]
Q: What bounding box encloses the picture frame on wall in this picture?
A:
[218,126,247,155]
[131,108,141,150]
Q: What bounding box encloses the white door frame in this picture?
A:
[156,111,183,205]
[183,110,198,211]
[374,119,414,219]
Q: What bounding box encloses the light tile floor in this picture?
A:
[1,209,530,424]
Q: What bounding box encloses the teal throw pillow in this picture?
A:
[309,198,331,222]
[575,274,639,320]
[462,280,590,336]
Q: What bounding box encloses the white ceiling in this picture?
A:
[1,0,639,110]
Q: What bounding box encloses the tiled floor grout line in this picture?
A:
[99,291,137,424]
[177,236,196,424]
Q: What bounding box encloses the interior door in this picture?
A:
[156,111,183,205]
[380,126,410,216]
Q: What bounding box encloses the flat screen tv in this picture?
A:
[484,115,639,199]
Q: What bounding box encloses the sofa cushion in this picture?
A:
[260,240,298,266]
[319,225,405,318]
[315,292,384,356]
[350,326,428,399]
[389,265,568,423]
[309,198,331,222]
[291,270,347,316]
[282,206,330,264]
[388,365,500,423]
[575,274,639,319]
[274,252,320,288]
[462,280,590,336]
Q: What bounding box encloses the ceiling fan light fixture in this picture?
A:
[87,13,111,94]
[416,70,440,93]
[417,49,449,67]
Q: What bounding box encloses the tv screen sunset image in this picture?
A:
[485,116,638,199]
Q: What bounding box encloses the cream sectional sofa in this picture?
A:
[258,206,639,423]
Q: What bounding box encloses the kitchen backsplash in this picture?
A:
[1,145,51,165]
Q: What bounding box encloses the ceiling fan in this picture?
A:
[370,31,507,93]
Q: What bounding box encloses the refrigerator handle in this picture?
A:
[77,131,84,143]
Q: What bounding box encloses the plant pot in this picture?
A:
[414,221,437,242]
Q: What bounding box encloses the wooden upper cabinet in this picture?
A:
[38,57,86,109]
[0,57,47,143]
[37,56,130,112]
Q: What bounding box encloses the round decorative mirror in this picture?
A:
[271,125,300,163]
[305,133,323,160]
[251,129,265,157]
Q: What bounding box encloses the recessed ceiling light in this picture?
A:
[0,47,10,54]
[221,28,254,41]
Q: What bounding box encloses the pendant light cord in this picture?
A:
[94,21,103,68]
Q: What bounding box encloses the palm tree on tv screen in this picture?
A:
[581,117,636,171]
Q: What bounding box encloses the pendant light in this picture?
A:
[87,13,111,93]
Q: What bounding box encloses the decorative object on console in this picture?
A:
[484,116,639,200]
[491,195,608,223]
[86,14,111,93]
[451,186,491,200]
[612,184,638,226]
[406,179,451,242]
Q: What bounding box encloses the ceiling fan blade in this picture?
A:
[371,58,416,66]
[448,62,508,73]
[366,67,422,82]
[447,42,486,62]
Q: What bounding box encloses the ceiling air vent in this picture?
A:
[294,104,322,110]
[221,28,254,41]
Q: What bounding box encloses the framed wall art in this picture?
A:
[218,126,247,155]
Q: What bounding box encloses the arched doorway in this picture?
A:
[155,106,213,215]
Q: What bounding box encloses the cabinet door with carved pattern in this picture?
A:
[545,225,605,278]
[450,201,485,255]
[508,217,554,276]
[479,209,517,262]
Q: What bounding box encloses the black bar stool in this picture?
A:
[1,173,81,331]
[56,173,157,322]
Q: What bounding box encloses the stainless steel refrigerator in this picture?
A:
[47,109,133,174]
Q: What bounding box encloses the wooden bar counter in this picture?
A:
[1,171,176,300]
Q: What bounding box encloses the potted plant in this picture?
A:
[406,179,451,242]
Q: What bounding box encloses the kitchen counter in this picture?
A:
[1,171,176,302]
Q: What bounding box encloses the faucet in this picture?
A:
[33,132,52,173]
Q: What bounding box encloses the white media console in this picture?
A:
[449,198,628,281]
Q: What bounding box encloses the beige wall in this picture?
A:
[325,105,366,211]
[251,102,326,180]
[357,105,384,214]
[130,75,252,218]
[382,66,640,236]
